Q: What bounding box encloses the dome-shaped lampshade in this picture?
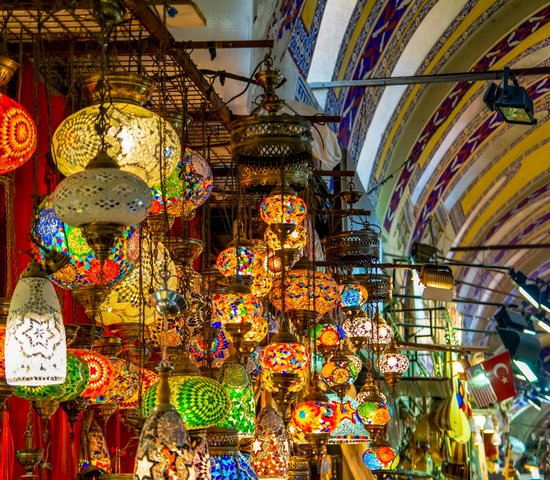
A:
[33,195,136,289]
[212,292,264,326]
[250,406,290,479]
[291,396,337,437]
[15,352,90,402]
[189,327,230,370]
[362,437,400,470]
[119,368,159,410]
[0,56,37,175]
[150,148,213,217]
[370,310,393,354]
[5,261,67,386]
[259,192,307,226]
[310,323,341,358]
[142,374,231,430]
[216,245,257,280]
[52,149,152,229]
[356,376,392,435]
[70,348,115,399]
[261,340,309,375]
[341,310,372,351]
[340,282,368,313]
[52,73,180,187]
[92,357,140,405]
[321,353,356,394]
[377,340,409,388]
[269,269,340,315]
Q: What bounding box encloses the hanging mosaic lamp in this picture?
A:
[189,326,230,370]
[369,309,393,355]
[150,147,213,219]
[261,329,309,377]
[356,374,392,436]
[321,352,357,398]
[33,194,136,289]
[0,301,13,411]
[52,143,152,263]
[119,368,159,411]
[341,309,372,351]
[208,428,259,480]
[5,260,67,386]
[264,223,307,252]
[270,269,340,332]
[70,348,115,399]
[291,377,338,456]
[340,281,369,314]
[142,356,230,431]
[212,290,264,328]
[362,436,400,471]
[216,359,255,438]
[259,185,307,243]
[100,238,177,327]
[52,72,180,187]
[80,420,111,473]
[134,363,195,480]
[0,55,37,175]
[326,394,369,444]
[309,323,341,359]
[250,241,274,297]
[376,340,409,388]
[250,395,290,480]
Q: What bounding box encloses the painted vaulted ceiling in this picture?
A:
[270,0,549,344]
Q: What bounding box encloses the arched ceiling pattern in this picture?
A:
[283,0,550,337]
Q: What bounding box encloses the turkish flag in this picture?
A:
[482,352,516,402]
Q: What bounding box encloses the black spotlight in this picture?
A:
[509,269,541,309]
[483,67,537,125]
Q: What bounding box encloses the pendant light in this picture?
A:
[5,260,67,386]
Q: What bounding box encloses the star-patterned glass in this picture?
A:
[291,399,337,435]
[250,407,290,479]
[5,270,67,386]
[134,403,195,480]
[326,394,369,444]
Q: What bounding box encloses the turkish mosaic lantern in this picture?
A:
[362,437,400,471]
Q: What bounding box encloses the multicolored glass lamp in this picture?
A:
[5,260,67,386]
[342,309,372,351]
[52,72,180,187]
[326,394,369,444]
[70,348,115,400]
[150,147,213,220]
[142,355,230,431]
[369,310,393,355]
[216,358,255,438]
[310,322,341,359]
[259,185,307,237]
[321,352,357,398]
[250,394,290,479]
[0,55,37,175]
[134,362,195,480]
[80,419,111,473]
[362,436,400,471]
[340,281,369,315]
[291,376,337,457]
[376,340,409,388]
[356,373,392,436]
[216,221,257,287]
[269,269,340,333]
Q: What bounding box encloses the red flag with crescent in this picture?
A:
[481,351,516,402]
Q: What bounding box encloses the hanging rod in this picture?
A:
[309,66,550,89]
[450,243,550,252]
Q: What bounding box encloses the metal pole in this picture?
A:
[308,66,550,89]
[393,293,514,308]
[450,243,550,252]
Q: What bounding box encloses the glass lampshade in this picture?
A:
[356,379,392,430]
[291,398,337,436]
[362,437,400,470]
[243,313,268,343]
[119,368,159,410]
[93,357,140,405]
[52,75,180,188]
[269,269,340,315]
[264,224,307,251]
[70,348,115,399]
[212,292,264,326]
[216,245,257,279]
[209,451,259,480]
[0,323,6,378]
[5,262,67,386]
[217,360,255,437]
[100,239,177,325]
[15,352,90,402]
[134,403,195,480]
[250,406,290,479]
[189,327,230,369]
[310,324,341,352]
[150,148,213,217]
[33,195,135,288]
[321,354,356,390]
[340,283,369,312]
[142,374,230,430]
[80,420,111,473]
[259,193,307,226]
[193,436,211,480]
[261,341,309,375]
[377,341,409,387]
[370,311,393,354]
[0,92,37,175]
[250,248,274,297]
[326,394,370,444]
[52,154,152,229]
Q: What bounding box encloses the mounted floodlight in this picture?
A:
[526,394,542,411]
[410,242,437,263]
[540,284,550,314]
[484,67,537,125]
[509,269,540,308]
[513,359,539,383]
[532,312,550,334]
